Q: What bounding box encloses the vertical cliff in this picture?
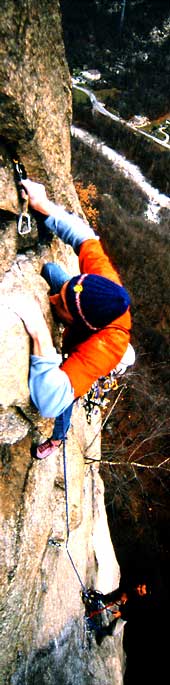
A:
[0,2,123,683]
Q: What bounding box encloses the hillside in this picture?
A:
[61,0,170,119]
[71,136,170,607]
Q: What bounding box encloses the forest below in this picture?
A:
[71,135,170,605]
[60,0,170,649]
[61,0,170,119]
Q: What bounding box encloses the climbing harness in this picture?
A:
[82,588,115,646]
[83,370,118,424]
[13,159,32,235]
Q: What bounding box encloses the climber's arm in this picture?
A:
[29,351,74,418]
[26,297,75,417]
[10,293,74,418]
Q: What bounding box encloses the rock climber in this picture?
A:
[82,586,129,645]
[12,179,135,459]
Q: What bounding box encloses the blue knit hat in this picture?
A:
[66,273,130,330]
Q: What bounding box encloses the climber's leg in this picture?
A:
[35,403,74,459]
[52,402,74,440]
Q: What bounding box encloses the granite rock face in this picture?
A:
[0,0,76,206]
[0,2,122,684]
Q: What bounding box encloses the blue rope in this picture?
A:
[62,416,87,593]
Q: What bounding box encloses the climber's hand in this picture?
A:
[10,294,54,355]
[20,179,50,214]
[10,294,46,337]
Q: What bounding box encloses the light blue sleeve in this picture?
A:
[44,205,99,253]
[29,348,74,418]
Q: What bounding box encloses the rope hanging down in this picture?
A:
[61,377,126,584]
[49,368,132,630]
[49,425,111,641]
[62,415,87,594]
[61,419,118,639]
[48,394,130,642]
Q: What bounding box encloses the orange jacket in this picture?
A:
[60,239,131,399]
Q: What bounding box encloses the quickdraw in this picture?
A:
[13,159,32,235]
[83,371,118,424]
[17,197,31,235]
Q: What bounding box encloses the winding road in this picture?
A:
[71,124,170,224]
[72,80,170,223]
[73,80,170,150]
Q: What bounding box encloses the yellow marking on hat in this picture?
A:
[73,284,83,293]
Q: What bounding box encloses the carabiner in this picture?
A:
[18,211,31,235]
[48,538,61,548]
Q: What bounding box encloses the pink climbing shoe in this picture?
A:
[35,438,62,459]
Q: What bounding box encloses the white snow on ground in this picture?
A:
[71,125,170,224]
